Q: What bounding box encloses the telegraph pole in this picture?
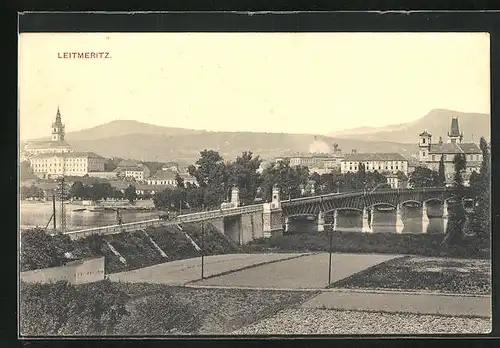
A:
[52,194,57,231]
[59,159,67,234]
[328,231,333,285]
[201,204,205,279]
[60,175,66,234]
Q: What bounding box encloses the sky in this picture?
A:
[18,32,490,140]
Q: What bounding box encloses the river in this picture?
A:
[20,200,161,231]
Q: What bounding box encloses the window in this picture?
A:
[422,152,426,157]
[432,155,435,161]
[422,138,426,144]
[443,155,447,161]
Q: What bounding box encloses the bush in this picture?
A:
[244,232,489,259]
[21,229,74,271]
[115,291,202,335]
[20,279,129,336]
[182,222,241,255]
[146,225,199,261]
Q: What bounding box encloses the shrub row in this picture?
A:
[145,225,199,261]
[104,231,165,271]
[244,231,490,259]
[182,222,241,256]
[19,280,201,336]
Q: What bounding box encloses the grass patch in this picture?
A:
[20,280,318,336]
[329,256,491,295]
[115,282,318,334]
[244,232,490,259]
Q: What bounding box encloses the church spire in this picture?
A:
[447,117,463,144]
[52,106,65,141]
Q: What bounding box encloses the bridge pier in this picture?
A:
[395,204,404,233]
[333,209,338,232]
[362,207,372,233]
[317,211,325,233]
[422,201,430,228]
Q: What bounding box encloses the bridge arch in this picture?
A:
[325,207,363,214]
[424,198,444,205]
[371,202,397,210]
[401,200,422,207]
[287,213,318,220]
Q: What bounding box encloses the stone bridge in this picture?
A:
[64,186,465,243]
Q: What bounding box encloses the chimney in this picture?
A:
[439,136,443,145]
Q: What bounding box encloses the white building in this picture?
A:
[30,152,106,178]
[146,170,197,186]
[341,153,408,175]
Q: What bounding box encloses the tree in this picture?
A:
[124,185,137,203]
[365,171,388,191]
[21,185,45,200]
[443,153,468,246]
[260,160,310,201]
[309,172,322,194]
[438,155,446,186]
[357,163,367,187]
[175,173,185,188]
[452,153,466,197]
[227,151,262,205]
[188,150,229,207]
[408,167,439,188]
[70,181,86,199]
[470,136,491,247]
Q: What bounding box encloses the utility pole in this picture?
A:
[59,158,67,234]
[201,217,205,279]
[328,231,333,285]
[60,175,66,234]
[52,194,57,231]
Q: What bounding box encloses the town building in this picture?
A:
[115,165,151,181]
[276,152,345,174]
[418,117,482,185]
[340,153,409,175]
[30,152,106,178]
[146,170,197,186]
[160,162,179,172]
[25,107,106,179]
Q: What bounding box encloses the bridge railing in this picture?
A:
[282,187,450,205]
[176,204,263,223]
[63,218,163,240]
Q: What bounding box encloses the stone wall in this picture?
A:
[20,257,105,285]
[240,211,264,244]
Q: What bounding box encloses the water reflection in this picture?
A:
[288,204,450,234]
[20,201,161,231]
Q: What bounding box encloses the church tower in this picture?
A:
[418,129,432,163]
[447,116,463,144]
[51,106,65,141]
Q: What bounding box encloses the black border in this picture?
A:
[6,9,500,347]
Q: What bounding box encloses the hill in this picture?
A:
[329,109,490,144]
[66,128,417,163]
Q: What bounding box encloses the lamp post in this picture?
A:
[328,230,333,285]
[201,204,205,279]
